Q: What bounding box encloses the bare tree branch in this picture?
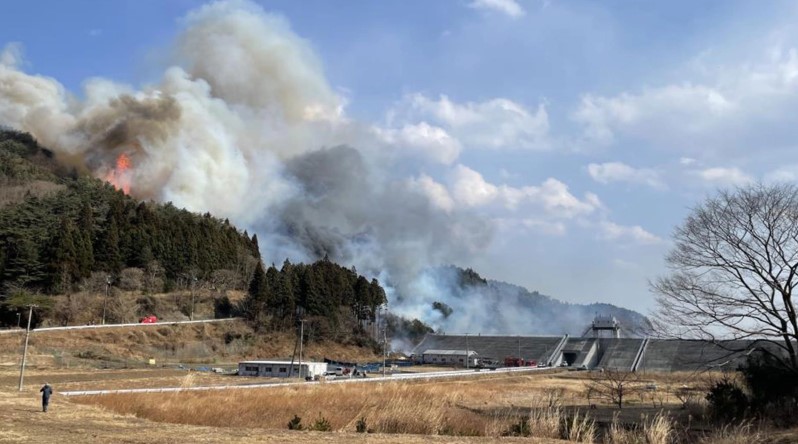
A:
[652,183,798,372]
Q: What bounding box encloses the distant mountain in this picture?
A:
[429,266,652,337]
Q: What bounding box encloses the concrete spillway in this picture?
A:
[596,338,645,371]
[635,339,766,372]
[413,334,776,372]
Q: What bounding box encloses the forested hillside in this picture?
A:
[0,130,261,295]
[431,266,652,336]
[0,130,399,349]
[244,258,387,345]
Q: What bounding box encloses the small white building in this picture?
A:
[422,349,479,367]
[238,360,328,379]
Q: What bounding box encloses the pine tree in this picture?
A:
[246,261,269,328]
[99,215,122,273]
[46,217,79,292]
[251,233,261,259]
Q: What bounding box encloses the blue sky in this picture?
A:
[3,0,798,315]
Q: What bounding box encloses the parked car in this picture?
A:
[139,315,158,324]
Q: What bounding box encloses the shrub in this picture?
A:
[741,353,798,426]
[214,295,235,318]
[118,268,144,291]
[355,417,367,433]
[504,417,531,437]
[287,414,303,430]
[310,414,331,432]
[706,377,748,423]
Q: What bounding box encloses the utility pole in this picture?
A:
[374,307,379,341]
[465,333,469,369]
[382,326,387,377]
[102,275,111,325]
[18,305,36,391]
[190,276,197,321]
[298,319,305,379]
[381,304,389,377]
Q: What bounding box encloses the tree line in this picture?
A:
[243,257,387,344]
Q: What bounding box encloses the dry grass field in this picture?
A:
[2,365,797,443]
[1,321,796,443]
[0,376,567,444]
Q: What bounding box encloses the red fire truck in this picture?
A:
[139,315,158,324]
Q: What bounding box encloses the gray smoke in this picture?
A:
[0,0,499,332]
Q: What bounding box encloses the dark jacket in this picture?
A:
[40,385,52,400]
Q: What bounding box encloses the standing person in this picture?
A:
[40,383,53,412]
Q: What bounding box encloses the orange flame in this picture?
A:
[104,153,132,194]
[116,153,131,171]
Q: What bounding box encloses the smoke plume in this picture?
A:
[0,0,500,332]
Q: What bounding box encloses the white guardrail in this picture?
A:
[61,366,547,397]
[0,318,242,335]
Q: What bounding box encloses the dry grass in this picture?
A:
[4,365,798,443]
[604,411,677,444]
[527,406,563,439]
[697,421,768,444]
[75,380,502,435]
[0,320,380,370]
[565,411,596,443]
[69,374,613,440]
[0,385,560,444]
[642,411,673,444]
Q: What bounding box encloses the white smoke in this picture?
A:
[0,0,498,329]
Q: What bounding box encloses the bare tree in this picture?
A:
[585,369,640,409]
[106,290,140,324]
[209,269,238,293]
[653,183,798,372]
[143,261,164,295]
[118,267,144,291]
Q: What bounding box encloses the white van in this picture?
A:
[326,366,344,376]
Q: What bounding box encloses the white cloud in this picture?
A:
[697,167,754,186]
[520,218,567,236]
[399,93,550,151]
[449,164,599,218]
[450,164,499,207]
[574,84,734,146]
[599,221,662,245]
[406,174,455,212]
[0,43,24,67]
[572,46,798,155]
[587,161,664,189]
[469,0,526,18]
[373,122,461,165]
[766,164,798,183]
[679,157,697,166]
[613,258,641,270]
